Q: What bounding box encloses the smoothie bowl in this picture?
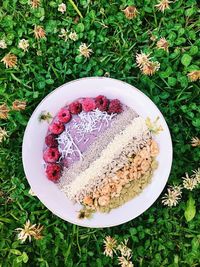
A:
[22,77,172,228]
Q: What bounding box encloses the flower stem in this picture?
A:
[68,0,83,18]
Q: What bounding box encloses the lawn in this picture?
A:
[0,0,200,266]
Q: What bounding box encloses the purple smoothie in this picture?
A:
[57,110,116,167]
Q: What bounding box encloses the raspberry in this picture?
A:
[82,98,96,112]
[45,163,61,182]
[45,134,58,147]
[95,95,109,111]
[69,101,82,114]
[43,147,60,163]
[57,108,71,123]
[49,121,65,135]
[108,99,122,114]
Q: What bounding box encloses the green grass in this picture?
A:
[0,0,200,266]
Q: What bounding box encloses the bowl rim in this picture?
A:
[22,77,173,228]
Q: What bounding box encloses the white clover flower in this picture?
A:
[136,52,160,76]
[117,239,132,259]
[103,236,117,258]
[192,168,200,183]
[182,173,198,191]
[34,25,46,39]
[123,6,138,20]
[59,28,68,41]
[118,256,134,267]
[191,137,200,147]
[30,0,40,8]
[58,3,66,14]
[156,37,169,52]
[136,52,151,69]
[69,31,78,41]
[0,103,9,119]
[162,185,182,207]
[1,53,17,68]
[0,39,7,49]
[142,61,160,76]
[78,43,93,58]
[0,127,8,143]
[16,220,43,243]
[155,0,172,12]
[18,39,29,52]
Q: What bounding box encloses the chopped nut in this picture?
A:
[133,155,143,166]
[101,184,111,195]
[124,183,131,188]
[139,147,150,159]
[116,184,123,193]
[129,171,138,180]
[150,140,159,157]
[111,175,120,182]
[83,196,93,206]
[98,195,110,206]
[79,138,158,214]
[137,171,142,179]
[123,170,130,176]
[93,190,100,198]
[140,159,151,174]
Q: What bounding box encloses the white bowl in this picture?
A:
[22,77,172,228]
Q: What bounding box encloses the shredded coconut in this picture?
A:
[57,108,116,162]
[57,129,83,161]
[73,109,116,138]
[62,117,149,199]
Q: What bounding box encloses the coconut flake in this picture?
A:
[73,109,116,137]
[57,109,116,163]
[57,129,83,161]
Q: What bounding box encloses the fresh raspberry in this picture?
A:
[95,95,109,111]
[81,98,96,112]
[43,147,60,163]
[69,101,82,114]
[45,163,61,182]
[49,121,65,135]
[45,134,58,147]
[57,108,71,123]
[108,99,122,114]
